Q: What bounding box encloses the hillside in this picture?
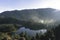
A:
[0,8,59,29]
[0,8,55,21]
[0,8,60,40]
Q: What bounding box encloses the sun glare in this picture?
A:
[39,20,44,24]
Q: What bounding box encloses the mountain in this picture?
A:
[0,8,59,29]
[0,8,56,21]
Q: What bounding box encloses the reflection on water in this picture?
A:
[16,27,47,36]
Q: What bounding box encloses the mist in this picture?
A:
[29,9,60,25]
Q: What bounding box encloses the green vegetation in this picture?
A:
[0,18,59,40]
[0,8,59,40]
[0,8,56,29]
[0,15,58,40]
[0,17,47,30]
[0,25,56,40]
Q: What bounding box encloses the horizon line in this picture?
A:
[0,7,59,13]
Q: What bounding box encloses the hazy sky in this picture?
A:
[0,0,60,13]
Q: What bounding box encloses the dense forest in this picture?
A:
[0,23,60,40]
[0,8,60,40]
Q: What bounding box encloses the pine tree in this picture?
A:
[36,33,40,40]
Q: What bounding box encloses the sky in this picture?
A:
[0,0,60,13]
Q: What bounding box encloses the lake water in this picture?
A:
[16,27,47,36]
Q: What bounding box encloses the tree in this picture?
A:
[35,33,40,40]
[44,29,55,40]
[31,37,36,40]
[55,24,60,40]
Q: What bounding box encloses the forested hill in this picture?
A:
[0,8,56,21]
[0,8,59,29]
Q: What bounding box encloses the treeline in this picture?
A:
[0,28,55,40]
[0,24,60,40]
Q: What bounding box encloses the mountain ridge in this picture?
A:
[0,8,56,21]
[0,8,59,29]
